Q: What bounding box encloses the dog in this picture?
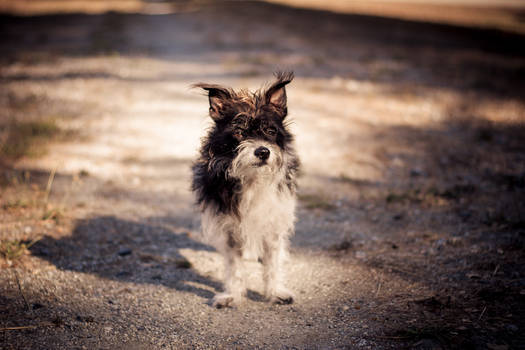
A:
[192,72,300,308]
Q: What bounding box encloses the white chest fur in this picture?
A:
[199,179,296,259]
[237,180,296,259]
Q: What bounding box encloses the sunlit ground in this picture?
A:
[1,1,524,348]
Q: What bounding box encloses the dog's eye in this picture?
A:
[265,127,277,136]
[233,128,245,139]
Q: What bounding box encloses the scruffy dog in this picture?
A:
[192,72,300,308]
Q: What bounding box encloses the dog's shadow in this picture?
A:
[30,215,265,303]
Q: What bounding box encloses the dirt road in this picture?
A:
[1,1,524,349]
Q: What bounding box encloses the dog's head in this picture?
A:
[194,72,295,183]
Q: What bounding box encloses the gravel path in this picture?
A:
[1,1,524,349]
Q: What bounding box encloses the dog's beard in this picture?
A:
[228,140,284,183]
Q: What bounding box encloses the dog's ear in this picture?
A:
[265,71,294,115]
[193,83,231,121]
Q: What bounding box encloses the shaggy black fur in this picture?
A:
[192,72,300,216]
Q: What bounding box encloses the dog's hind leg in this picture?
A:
[262,237,294,304]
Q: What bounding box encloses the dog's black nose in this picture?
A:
[254,146,270,160]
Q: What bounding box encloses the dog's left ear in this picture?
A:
[265,71,294,115]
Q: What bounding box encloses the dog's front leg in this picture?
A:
[213,249,244,308]
[262,238,294,304]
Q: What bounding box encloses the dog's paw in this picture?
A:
[211,294,235,309]
[269,289,294,305]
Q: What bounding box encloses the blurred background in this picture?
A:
[1,0,524,349]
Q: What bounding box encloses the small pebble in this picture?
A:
[118,248,132,256]
[505,324,518,333]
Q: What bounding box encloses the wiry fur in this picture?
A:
[192,72,300,307]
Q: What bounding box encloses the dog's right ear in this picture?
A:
[193,83,231,121]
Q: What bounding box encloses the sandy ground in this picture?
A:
[1,1,525,349]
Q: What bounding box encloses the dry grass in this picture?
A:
[0,238,40,263]
[2,199,32,210]
[298,193,336,210]
[0,119,62,160]
[41,207,64,223]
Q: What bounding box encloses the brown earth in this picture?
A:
[1,1,525,349]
